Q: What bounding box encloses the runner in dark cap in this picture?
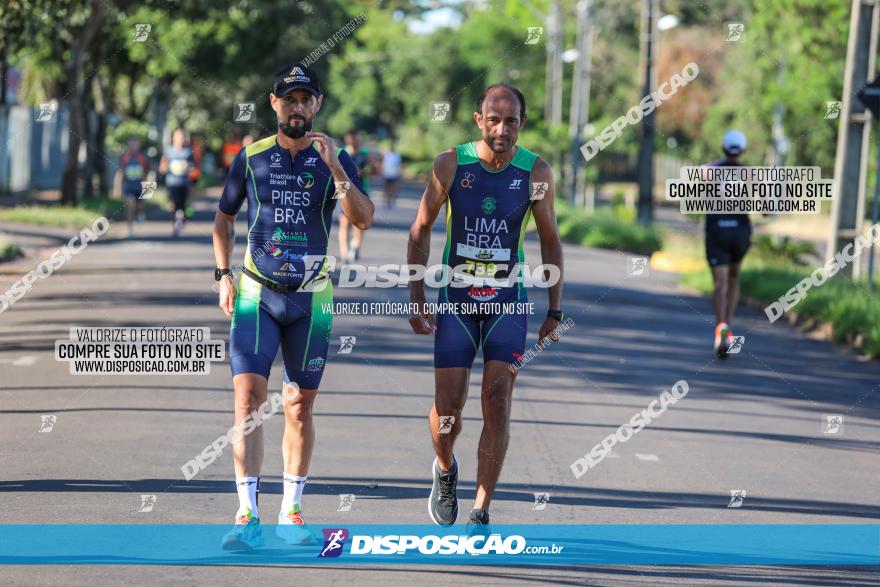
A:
[213,63,374,550]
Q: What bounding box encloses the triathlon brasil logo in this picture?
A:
[481,196,497,215]
[318,528,349,558]
[298,172,315,189]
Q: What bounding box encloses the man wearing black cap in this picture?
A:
[212,64,373,550]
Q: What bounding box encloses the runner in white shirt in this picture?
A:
[382,143,403,209]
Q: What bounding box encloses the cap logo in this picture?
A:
[277,65,316,94]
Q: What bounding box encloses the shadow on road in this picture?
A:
[2,477,878,520]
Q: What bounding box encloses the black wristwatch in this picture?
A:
[214,268,232,281]
[547,309,564,321]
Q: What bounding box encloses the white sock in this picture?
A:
[235,477,259,518]
[281,473,307,513]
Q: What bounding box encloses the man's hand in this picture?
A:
[409,312,437,335]
[538,316,562,349]
[218,275,236,318]
[307,132,341,171]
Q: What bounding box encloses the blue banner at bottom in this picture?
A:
[0,525,877,566]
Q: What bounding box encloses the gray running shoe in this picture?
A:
[466,508,491,536]
[428,456,459,526]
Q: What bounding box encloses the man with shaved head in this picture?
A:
[408,83,565,527]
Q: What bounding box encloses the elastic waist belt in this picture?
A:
[242,267,325,294]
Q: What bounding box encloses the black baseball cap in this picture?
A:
[272,64,321,98]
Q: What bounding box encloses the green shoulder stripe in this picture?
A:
[455,142,479,165]
[511,146,538,171]
[245,134,277,157]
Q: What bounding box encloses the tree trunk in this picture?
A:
[0,43,8,105]
[153,77,171,148]
[59,0,104,206]
[93,74,110,196]
[82,90,95,200]
[60,77,83,205]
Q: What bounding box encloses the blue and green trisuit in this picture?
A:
[219,135,365,388]
[434,141,539,369]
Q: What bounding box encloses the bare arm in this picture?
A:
[334,164,374,230]
[213,211,236,268]
[212,210,237,317]
[530,159,565,344]
[407,150,456,333]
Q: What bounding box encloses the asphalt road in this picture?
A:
[1,182,878,585]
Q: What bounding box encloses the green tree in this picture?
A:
[695,0,848,170]
[7,0,354,202]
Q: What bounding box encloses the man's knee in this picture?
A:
[233,381,267,415]
[435,392,467,415]
[434,371,469,414]
[728,263,742,282]
[283,385,317,422]
[482,385,513,425]
[432,391,466,439]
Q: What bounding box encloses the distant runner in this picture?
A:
[212,63,373,550]
[706,130,750,357]
[407,83,564,528]
[189,132,204,185]
[382,142,403,209]
[159,128,195,237]
[117,136,149,238]
[337,130,375,262]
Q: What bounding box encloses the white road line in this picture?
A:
[0,356,37,366]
